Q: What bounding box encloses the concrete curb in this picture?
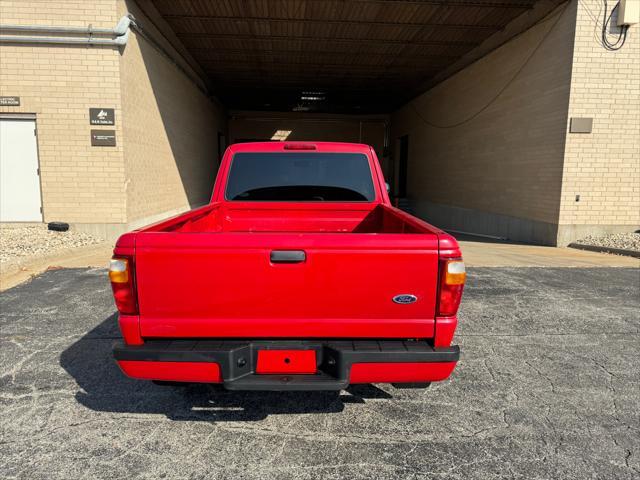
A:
[0,242,113,291]
[568,243,640,259]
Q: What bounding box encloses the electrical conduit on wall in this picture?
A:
[0,15,134,46]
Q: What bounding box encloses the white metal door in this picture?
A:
[0,118,43,222]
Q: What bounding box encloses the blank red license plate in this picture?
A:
[256,350,317,374]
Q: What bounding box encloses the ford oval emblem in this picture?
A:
[393,294,417,304]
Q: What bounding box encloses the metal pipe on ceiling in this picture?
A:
[187,47,460,61]
[305,0,534,7]
[162,15,503,31]
[178,32,480,48]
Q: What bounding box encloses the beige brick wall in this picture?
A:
[118,0,226,225]
[558,0,640,244]
[391,3,577,244]
[0,0,227,237]
[0,0,126,227]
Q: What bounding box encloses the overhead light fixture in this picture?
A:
[300,91,326,102]
[271,130,292,141]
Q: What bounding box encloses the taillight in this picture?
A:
[109,257,138,315]
[283,143,316,150]
[437,258,466,317]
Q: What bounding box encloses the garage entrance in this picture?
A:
[149,1,558,112]
[0,116,42,222]
[139,0,568,233]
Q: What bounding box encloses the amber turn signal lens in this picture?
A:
[109,258,129,283]
[444,260,466,285]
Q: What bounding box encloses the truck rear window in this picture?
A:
[226,152,376,202]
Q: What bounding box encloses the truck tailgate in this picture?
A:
[135,232,439,339]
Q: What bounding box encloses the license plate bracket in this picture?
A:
[256,349,317,374]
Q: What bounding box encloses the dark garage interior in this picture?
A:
[148,0,563,113]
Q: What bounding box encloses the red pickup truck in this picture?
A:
[110,142,464,391]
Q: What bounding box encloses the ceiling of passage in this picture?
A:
[151,0,566,113]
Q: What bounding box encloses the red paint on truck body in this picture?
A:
[111,142,464,389]
[349,362,457,384]
[118,361,222,383]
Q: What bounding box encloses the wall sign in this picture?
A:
[569,117,593,134]
[89,108,115,125]
[0,96,20,106]
[91,130,116,146]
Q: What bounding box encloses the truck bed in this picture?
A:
[141,203,433,234]
[128,203,444,340]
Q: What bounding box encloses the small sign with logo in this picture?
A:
[0,96,20,106]
[89,108,115,126]
[91,130,116,147]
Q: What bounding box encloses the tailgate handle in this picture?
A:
[270,250,306,264]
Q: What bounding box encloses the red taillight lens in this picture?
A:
[437,258,466,317]
[109,257,138,315]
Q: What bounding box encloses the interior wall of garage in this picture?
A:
[0,0,127,231]
[228,111,389,174]
[118,0,227,230]
[391,3,577,245]
[557,0,640,245]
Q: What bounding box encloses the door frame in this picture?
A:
[0,113,44,222]
[397,134,409,198]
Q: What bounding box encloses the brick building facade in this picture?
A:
[392,0,639,245]
[0,0,638,244]
[0,0,225,239]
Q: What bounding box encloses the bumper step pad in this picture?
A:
[114,339,459,391]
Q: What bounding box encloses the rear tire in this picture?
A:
[47,221,69,232]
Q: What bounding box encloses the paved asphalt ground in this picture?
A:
[1,267,639,479]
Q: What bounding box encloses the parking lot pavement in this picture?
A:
[456,237,640,267]
[1,268,638,479]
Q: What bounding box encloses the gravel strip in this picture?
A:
[0,225,102,264]
[574,232,640,252]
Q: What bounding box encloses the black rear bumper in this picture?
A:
[113,339,459,391]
